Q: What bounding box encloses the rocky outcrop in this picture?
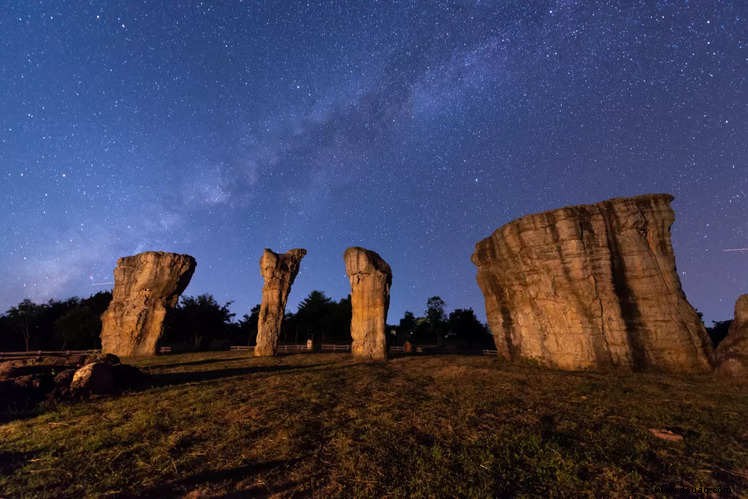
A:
[344,247,392,361]
[471,194,713,372]
[715,295,748,378]
[254,248,307,356]
[100,251,196,357]
[0,354,147,419]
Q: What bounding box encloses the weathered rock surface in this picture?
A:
[344,247,392,361]
[70,362,114,395]
[254,248,307,356]
[715,294,748,378]
[100,251,196,357]
[471,193,713,372]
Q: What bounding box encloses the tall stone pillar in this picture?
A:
[344,247,392,361]
[101,251,196,356]
[254,248,306,356]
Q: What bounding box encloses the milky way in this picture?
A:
[1,1,745,323]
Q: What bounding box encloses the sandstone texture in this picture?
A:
[100,251,196,357]
[344,247,392,361]
[472,193,713,372]
[254,248,307,356]
[715,294,748,378]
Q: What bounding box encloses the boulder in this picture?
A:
[100,251,196,357]
[344,247,392,361]
[0,359,68,380]
[715,294,748,378]
[50,369,76,399]
[254,248,307,356]
[471,193,713,372]
[80,353,121,366]
[70,362,115,395]
[111,363,149,391]
[11,373,53,395]
[0,361,22,380]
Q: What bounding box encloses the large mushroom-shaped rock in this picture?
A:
[100,251,196,357]
[715,294,748,378]
[471,193,713,372]
[254,248,307,356]
[344,247,392,361]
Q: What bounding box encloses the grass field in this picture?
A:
[1,351,746,497]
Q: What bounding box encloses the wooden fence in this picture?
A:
[225,344,496,355]
[230,345,313,353]
[0,349,100,361]
[320,344,351,352]
[1,346,498,360]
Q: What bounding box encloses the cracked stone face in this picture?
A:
[344,247,392,361]
[100,251,196,357]
[472,193,713,372]
[254,248,306,357]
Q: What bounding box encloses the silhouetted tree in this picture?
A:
[53,291,112,349]
[5,299,39,351]
[328,296,351,343]
[397,310,417,345]
[279,291,351,346]
[0,291,112,351]
[426,296,446,325]
[295,290,337,345]
[163,294,235,350]
[235,304,260,346]
[413,296,446,344]
[446,308,492,348]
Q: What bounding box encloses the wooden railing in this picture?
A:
[0,349,100,361]
[320,344,351,352]
[229,345,311,353]
[277,344,310,353]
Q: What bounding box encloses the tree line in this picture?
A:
[0,291,495,352]
[1,292,732,353]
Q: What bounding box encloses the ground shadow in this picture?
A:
[141,357,250,370]
[148,363,324,388]
[128,457,306,498]
[0,451,36,475]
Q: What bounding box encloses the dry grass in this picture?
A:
[0,351,746,497]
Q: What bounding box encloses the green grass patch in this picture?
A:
[1,352,746,497]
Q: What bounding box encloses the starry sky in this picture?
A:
[1,1,745,324]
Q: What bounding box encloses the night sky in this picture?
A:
[1,1,745,325]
